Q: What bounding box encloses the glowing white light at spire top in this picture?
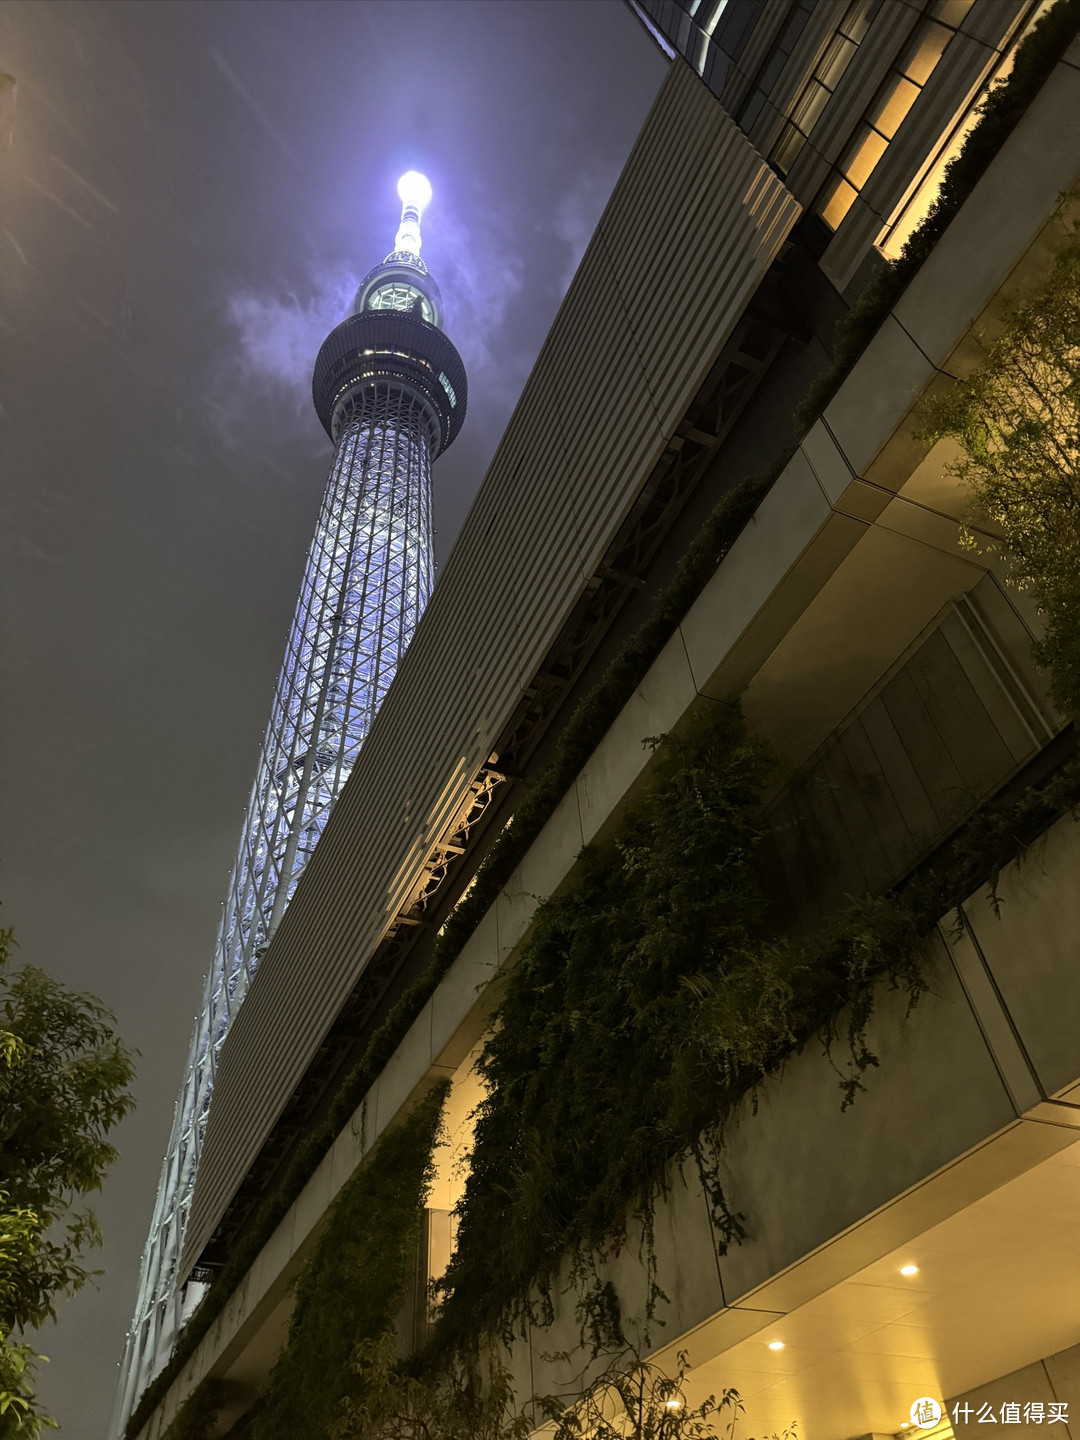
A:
[394,171,432,257]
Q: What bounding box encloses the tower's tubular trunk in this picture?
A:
[117,389,435,1418]
[116,181,466,1435]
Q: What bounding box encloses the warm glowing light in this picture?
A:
[900,1264,919,1276]
[397,170,432,212]
[768,1340,785,1351]
[664,1400,682,1411]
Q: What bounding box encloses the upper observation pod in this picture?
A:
[315,172,467,450]
[353,170,443,328]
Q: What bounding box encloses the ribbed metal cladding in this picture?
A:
[180,60,801,1279]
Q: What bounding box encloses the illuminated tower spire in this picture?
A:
[114,174,467,1434]
[393,168,432,255]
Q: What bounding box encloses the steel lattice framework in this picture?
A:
[114,176,466,1436]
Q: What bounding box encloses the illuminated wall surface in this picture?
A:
[116,175,464,1430]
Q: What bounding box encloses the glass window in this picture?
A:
[843,126,889,187]
[701,0,728,37]
[758,48,788,91]
[366,282,434,323]
[817,33,857,89]
[703,44,729,95]
[839,0,872,43]
[777,0,814,52]
[903,21,952,85]
[821,177,858,230]
[723,1,758,61]
[815,7,956,233]
[931,0,974,26]
[868,74,921,139]
[792,77,831,132]
[773,123,805,175]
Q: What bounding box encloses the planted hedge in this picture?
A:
[161,1379,229,1440]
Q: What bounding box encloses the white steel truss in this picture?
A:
[115,387,435,1427]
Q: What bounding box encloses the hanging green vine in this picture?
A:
[438,704,772,1349]
[250,1081,448,1440]
[329,1332,531,1440]
[436,715,1080,1355]
[433,704,930,1353]
[160,1378,230,1440]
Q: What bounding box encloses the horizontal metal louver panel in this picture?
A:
[181,60,800,1277]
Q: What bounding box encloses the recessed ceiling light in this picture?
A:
[768,1340,785,1351]
[900,1264,919,1276]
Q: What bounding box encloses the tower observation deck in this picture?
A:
[114,173,467,1433]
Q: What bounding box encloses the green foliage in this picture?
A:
[330,1332,531,1440]
[901,0,1080,275]
[0,928,134,1437]
[437,707,937,1351]
[436,470,782,968]
[439,705,772,1347]
[130,431,1080,1434]
[0,1199,55,1440]
[537,1348,796,1440]
[796,0,1080,431]
[921,222,1080,711]
[438,725,1080,1354]
[0,1206,39,1359]
[0,935,135,1332]
[127,467,782,1438]
[249,1081,449,1440]
[0,1335,55,1439]
[895,749,1080,924]
[126,13,1080,1427]
[332,1337,795,1440]
[540,1349,737,1440]
[161,1379,231,1440]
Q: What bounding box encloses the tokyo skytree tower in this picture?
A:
[115,173,467,1430]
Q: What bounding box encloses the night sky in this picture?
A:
[0,2,666,1432]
